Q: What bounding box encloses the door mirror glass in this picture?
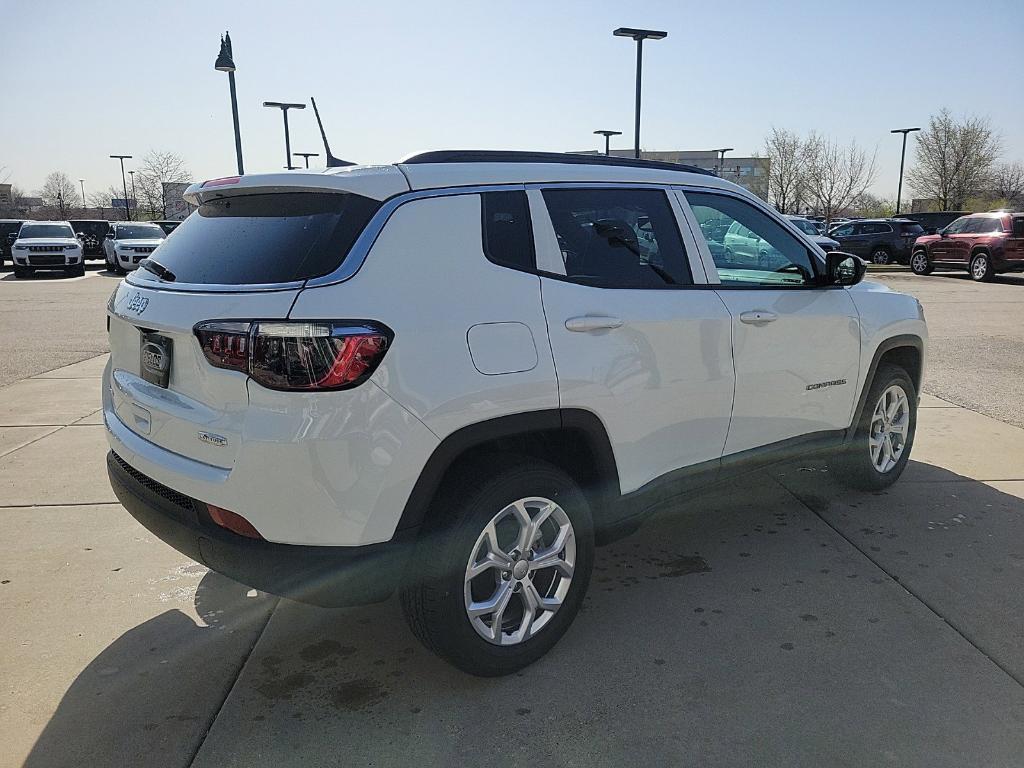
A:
[825,251,865,286]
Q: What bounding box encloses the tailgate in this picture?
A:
[107,281,300,468]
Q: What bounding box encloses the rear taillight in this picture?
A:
[194,320,391,391]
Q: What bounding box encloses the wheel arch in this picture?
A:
[847,335,924,443]
[396,408,620,534]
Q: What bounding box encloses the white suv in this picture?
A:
[11,221,85,278]
[104,151,927,676]
[103,222,166,274]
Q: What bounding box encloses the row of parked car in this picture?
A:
[0,218,180,277]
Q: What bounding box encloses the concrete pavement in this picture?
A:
[2,353,1024,767]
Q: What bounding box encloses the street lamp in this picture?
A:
[891,127,920,215]
[594,130,622,156]
[293,152,320,169]
[128,170,138,217]
[712,147,734,175]
[215,31,244,175]
[79,179,86,208]
[263,101,306,169]
[613,27,667,159]
[109,154,132,221]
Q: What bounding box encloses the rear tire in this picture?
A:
[910,250,933,275]
[870,247,892,265]
[400,455,594,677]
[831,363,916,491]
[970,253,994,282]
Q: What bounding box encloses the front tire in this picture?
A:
[910,250,933,275]
[832,363,917,491]
[870,247,892,265]
[970,253,994,282]
[13,266,30,279]
[400,455,594,677]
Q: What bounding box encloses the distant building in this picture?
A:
[573,149,770,199]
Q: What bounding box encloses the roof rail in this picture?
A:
[399,150,715,176]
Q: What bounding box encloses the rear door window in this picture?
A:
[147,192,380,285]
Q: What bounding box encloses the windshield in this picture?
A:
[116,225,165,240]
[146,192,380,285]
[790,219,819,236]
[19,224,74,239]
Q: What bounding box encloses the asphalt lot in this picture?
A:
[1,266,1023,767]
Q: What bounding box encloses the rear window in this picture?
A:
[71,221,112,237]
[899,223,924,236]
[147,192,380,285]
[1013,218,1024,237]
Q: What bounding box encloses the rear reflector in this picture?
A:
[207,504,263,539]
[194,320,391,391]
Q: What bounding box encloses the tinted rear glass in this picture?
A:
[0,222,23,235]
[899,223,924,235]
[70,221,111,237]
[1014,218,1024,237]
[147,192,380,285]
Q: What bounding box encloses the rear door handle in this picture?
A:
[565,315,624,332]
[739,310,778,326]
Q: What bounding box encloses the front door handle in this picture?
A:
[565,315,624,332]
[739,310,778,326]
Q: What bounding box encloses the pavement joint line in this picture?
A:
[0,425,62,459]
[774,476,1024,693]
[922,389,1023,429]
[10,351,108,384]
[0,501,122,510]
[185,599,280,767]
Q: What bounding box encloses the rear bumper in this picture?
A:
[107,450,417,606]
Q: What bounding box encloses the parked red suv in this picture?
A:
[910,212,1024,281]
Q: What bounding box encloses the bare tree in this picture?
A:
[906,109,1001,211]
[803,134,878,226]
[764,127,810,214]
[990,161,1024,206]
[40,171,79,219]
[850,192,895,219]
[134,150,191,219]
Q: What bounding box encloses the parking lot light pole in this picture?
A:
[128,171,138,217]
[613,27,667,159]
[79,179,86,208]
[264,102,306,169]
[712,147,734,175]
[293,152,319,169]
[215,32,244,175]
[110,154,132,221]
[594,130,622,156]
[891,127,920,215]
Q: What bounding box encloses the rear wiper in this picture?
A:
[139,258,176,282]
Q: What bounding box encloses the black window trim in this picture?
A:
[534,184,697,291]
[674,185,836,291]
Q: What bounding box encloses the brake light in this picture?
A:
[202,176,241,188]
[207,503,263,539]
[194,320,391,391]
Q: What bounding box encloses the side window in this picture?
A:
[980,218,1003,234]
[1013,218,1024,237]
[832,223,855,237]
[684,191,818,287]
[541,188,691,288]
[945,217,968,234]
[481,191,535,272]
[961,218,985,234]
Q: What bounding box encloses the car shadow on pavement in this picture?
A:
[23,571,277,768]
[23,461,1024,768]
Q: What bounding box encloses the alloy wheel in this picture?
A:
[911,252,928,273]
[464,496,575,646]
[872,249,891,265]
[972,255,989,280]
[869,384,910,473]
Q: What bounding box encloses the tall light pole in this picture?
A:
[594,130,622,156]
[293,152,319,169]
[79,179,86,208]
[215,32,244,175]
[613,27,667,159]
[263,102,306,169]
[891,127,920,215]
[712,147,734,175]
[110,154,132,221]
[128,170,138,218]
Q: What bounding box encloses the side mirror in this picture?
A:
[825,251,866,286]
[7,233,16,244]
[75,232,86,239]
[105,232,114,239]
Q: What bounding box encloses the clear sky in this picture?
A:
[2,0,1022,202]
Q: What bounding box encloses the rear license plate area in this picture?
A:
[140,331,173,388]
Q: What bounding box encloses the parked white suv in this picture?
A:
[103,222,166,274]
[11,221,85,278]
[104,151,927,676]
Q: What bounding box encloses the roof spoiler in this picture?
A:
[311,97,355,168]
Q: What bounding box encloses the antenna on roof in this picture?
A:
[310,97,355,167]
